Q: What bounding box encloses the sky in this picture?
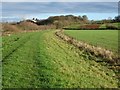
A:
[1,2,119,22]
[1,0,120,2]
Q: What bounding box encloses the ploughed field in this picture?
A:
[2,30,119,88]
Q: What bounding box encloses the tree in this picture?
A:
[78,16,82,20]
[53,21,63,29]
[82,15,88,23]
[115,15,120,22]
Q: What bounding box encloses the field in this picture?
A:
[64,30,118,53]
[64,23,120,30]
[2,30,119,88]
[113,23,120,27]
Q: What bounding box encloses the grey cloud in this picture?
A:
[2,2,118,19]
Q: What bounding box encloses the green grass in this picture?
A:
[64,23,86,29]
[99,24,106,29]
[2,30,119,88]
[65,24,80,28]
[99,23,120,29]
[64,30,118,53]
[112,23,120,28]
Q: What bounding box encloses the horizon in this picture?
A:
[1,2,119,22]
[1,13,118,23]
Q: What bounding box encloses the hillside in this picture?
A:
[2,21,56,35]
[36,15,89,28]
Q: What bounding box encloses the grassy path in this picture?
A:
[2,30,118,88]
[3,32,41,87]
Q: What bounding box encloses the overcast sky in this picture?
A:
[1,2,119,22]
[1,0,120,2]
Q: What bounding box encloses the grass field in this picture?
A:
[64,30,118,53]
[113,23,120,28]
[99,24,106,29]
[2,30,119,88]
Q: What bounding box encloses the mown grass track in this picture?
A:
[2,30,119,88]
[2,33,32,60]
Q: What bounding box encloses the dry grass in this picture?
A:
[1,21,56,35]
[17,21,56,30]
[2,23,21,35]
[55,30,119,64]
[17,21,40,30]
